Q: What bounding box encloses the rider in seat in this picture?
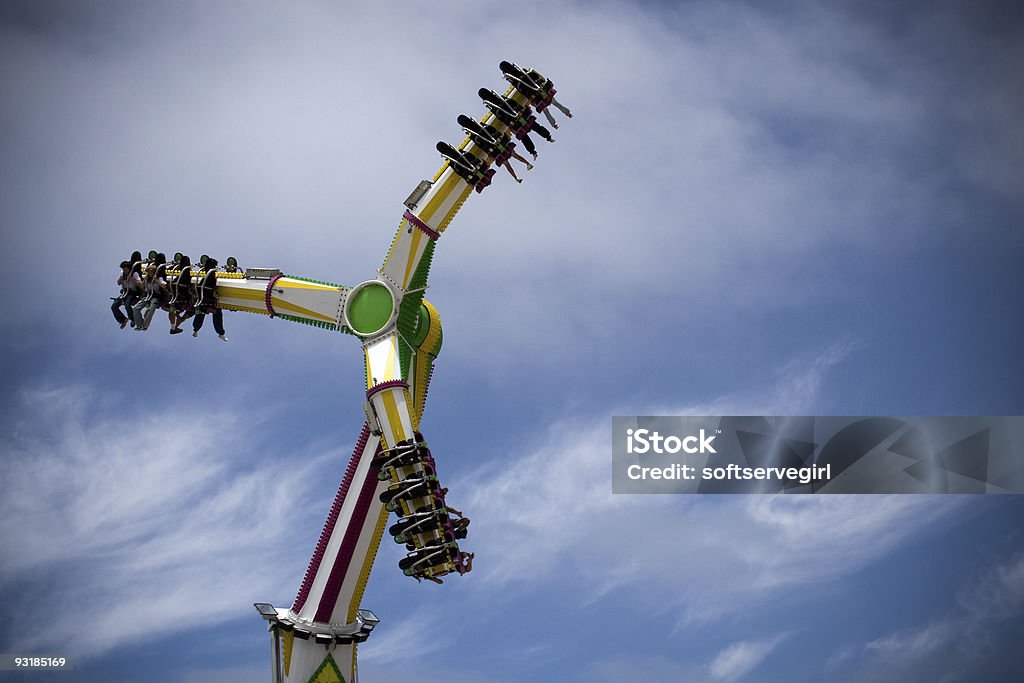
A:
[111,260,134,329]
[192,257,227,341]
[459,115,533,183]
[168,254,195,335]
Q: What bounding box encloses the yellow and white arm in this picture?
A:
[159,63,566,683]
[278,421,382,681]
[363,333,416,443]
[213,270,348,331]
[377,88,532,299]
[269,314,446,681]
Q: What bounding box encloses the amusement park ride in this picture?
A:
[113,62,571,682]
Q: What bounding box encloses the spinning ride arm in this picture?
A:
[212,271,349,331]
[123,63,566,683]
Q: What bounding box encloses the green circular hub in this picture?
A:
[346,281,395,335]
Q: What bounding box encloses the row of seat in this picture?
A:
[436,61,570,193]
[373,433,473,582]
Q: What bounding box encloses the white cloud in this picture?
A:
[649,340,861,416]
[455,344,962,628]
[863,620,953,661]
[709,634,788,683]
[585,634,789,683]
[836,551,1024,682]
[959,549,1024,622]
[0,384,335,656]
[2,0,1014,380]
[1,1,1020,678]
[587,653,706,683]
[358,607,454,666]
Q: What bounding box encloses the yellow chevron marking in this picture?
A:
[308,652,344,683]
[269,296,336,323]
[218,284,337,322]
[409,352,421,428]
[220,303,269,315]
[381,390,408,444]
[347,502,390,624]
[282,629,294,677]
[411,350,431,430]
[382,217,409,271]
[218,286,263,301]
[277,279,342,291]
[402,226,423,289]
[383,336,398,380]
[421,172,460,225]
[438,184,473,233]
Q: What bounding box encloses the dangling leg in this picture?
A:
[521,133,538,160]
[509,149,533,171]
[142,301,159,330]
[542,106,558,129]
[132,298,147,331]
[550,96,572,118]
[502,160,522,183]
[532,122,554,143]
[213,309,227,341]
[111,297,129,328]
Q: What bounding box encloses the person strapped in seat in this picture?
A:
[372,435,429,471]
[132,256,168,331]
[457,114,533,184]
[499,61,573,130]
[404,543,474,585]
[380,474,441,512]
[167,254,195,335]
[111,260,136,329]
[478,88,554,160]
[192,257,227,341]
[435,141,496,193]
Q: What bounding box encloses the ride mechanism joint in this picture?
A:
[114,59,570,682]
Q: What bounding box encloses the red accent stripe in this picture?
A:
[313,442,383,623]
[366,379,409,400]
[265,274,283,317]
[403,210,440,240]
[292,423,371,613]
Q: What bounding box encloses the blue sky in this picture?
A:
[1,1,1023,681]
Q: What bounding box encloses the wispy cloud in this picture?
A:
[1,1,1021,680]
[709,634,789,683]
[0,384,334,656]
[587,653,706,683]
[3,0,1017,379]
[358,607,454,665]
[585,633,789,683]
[457,344,961,628]
[834,551,1024,682]
[650,340,861,416]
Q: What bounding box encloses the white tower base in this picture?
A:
[255,603,379,683]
